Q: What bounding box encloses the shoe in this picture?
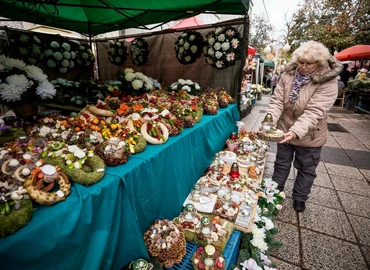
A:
[293,200,306,212]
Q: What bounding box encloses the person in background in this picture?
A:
[271,72,279,95]
[266,68,273,88]
[266,40,343,212]
[339,64,351,87]
[337,76,345,90]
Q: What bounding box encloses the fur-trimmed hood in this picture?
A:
[284,56,343,84]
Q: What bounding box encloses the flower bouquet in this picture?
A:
[117,68,153,96]
[130,37,149,66]
[8,31,43,65]
[75,43,95,67]
[170,79,202,96]
[95,137,130,166]
[175,30,203,65]
[107,40,127,66]
[42,40,76,73]
[204,26,242,69]
[159,109,183,136]
[170,101,197,128]
[0,55,56,116]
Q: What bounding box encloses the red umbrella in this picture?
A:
[335,45,370,61]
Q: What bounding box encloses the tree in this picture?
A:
[249,14,274,54]
[288,0,370,53]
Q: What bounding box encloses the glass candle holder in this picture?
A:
[229,162,240,179]
[261,113,273,131]
[200,216,213,237]
[183,203,196,221]
[221,191,232,210]
[191,183,202,202]
[204,244,216,267]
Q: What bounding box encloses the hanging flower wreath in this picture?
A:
[174,30,203,65]
[204,26,242,70]
[107,40,127,66]
[42,40,76,73]
[75,43,95,67]
[8,32,43,65]
[130,37,149,66]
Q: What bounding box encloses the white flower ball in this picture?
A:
[186,79,193,85]
[181,33,187,37]
[215,51,223,59]
[207,48,215,56]
[184,42,190,50]
[178,79,186,84]
[190,45,197,54]
[179,39,184,45]
[185,56,191,62]
[221,42,230,51]
[208,38,215,46]
[215,27,223,34]
[132,79,143,90]
[218,34,226,42]
[214,42,221,50]
[189,35,195,41]
[179,47,185,54]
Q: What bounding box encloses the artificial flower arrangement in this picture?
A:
[130,37,149,66]
[8,31,43,65]
[107,40,127,66]
[75,43,95,67]
[143,219,186,268]
[95,137,131,166]
[170,78,202,96]
[0,54,56,106]
[42,40,76,73]
[204,26,242,70]
[192,245,225,270]
[50,78,87,106]
[117,68,153,96]
[174,30,203,65]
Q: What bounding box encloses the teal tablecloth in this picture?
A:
[0,104,239,270]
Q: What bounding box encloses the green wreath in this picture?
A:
[130,37,149,66]
[8,31,43,65]
[43,155,105,186]
[75,43,95,67]
[0,199,33,239]
[204,26,242,70]
[42,40,76,73]
[175,30,203,65]
[107,40,128,66]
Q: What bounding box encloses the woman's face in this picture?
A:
[297,58,318,75]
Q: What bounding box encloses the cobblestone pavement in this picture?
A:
[241,94,370,270]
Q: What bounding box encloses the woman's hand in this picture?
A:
[279,131,295,144]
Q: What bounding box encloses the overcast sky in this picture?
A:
[251,0,302,38]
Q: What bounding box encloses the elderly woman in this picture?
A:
[267,41,343,212]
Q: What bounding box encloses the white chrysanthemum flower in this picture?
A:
[190,45,197,54]
[185,56,191,62]
[208,37,215,45]
[171,83,178,90]
[68,145,79,153]
[39,126,52,137]
[24,65,48,82]
[74,161,82,169]
[185,79,193,85]
[145,83,153,90]
[207,48,215,56]
[36,81,56,99]
[181,33,187,37]
[221,42,230,51]
[3,58,26,70]
[179,39,184,45]
[218,34,226,42]
[182,85,191,92]
[214,42,221,51]
[74,149,86,159]
[135,72,144,79]
[9,159,19,166]
[125,72,136,82]
[0,74,30,102]
[183,42,190,50]
[179,47,185,54]
[251,237,268,252]
[215,51,223,59]
[124,68,134,75]
[132,79,143,90]
[178,79,186,85]
[135,47,140,54]
[195,83,200,90]
[252,224,266,239]
[262,217,274,230]
[189,35,195,41]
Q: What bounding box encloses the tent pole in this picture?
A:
[237,12,249,114]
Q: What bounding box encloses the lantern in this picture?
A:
[200,216,213,237]
[191,184,202,202]
[183,203,197,221]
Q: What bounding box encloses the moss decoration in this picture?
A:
[0,199,33,239]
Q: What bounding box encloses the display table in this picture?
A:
[0,105,239,270]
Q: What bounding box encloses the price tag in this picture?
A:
[56,190,65,197]
[19,136,26,139]
[97,168,105,172]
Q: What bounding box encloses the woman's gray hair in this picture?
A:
[291,41,331,65]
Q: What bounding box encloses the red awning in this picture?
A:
[170,16,204,29]
[335,45,370,61]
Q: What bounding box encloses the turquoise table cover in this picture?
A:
[0,104,239,270]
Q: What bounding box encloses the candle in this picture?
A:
[202,227,211,235]
[204,258,214,267]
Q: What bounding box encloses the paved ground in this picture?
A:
[241,95,370,270]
